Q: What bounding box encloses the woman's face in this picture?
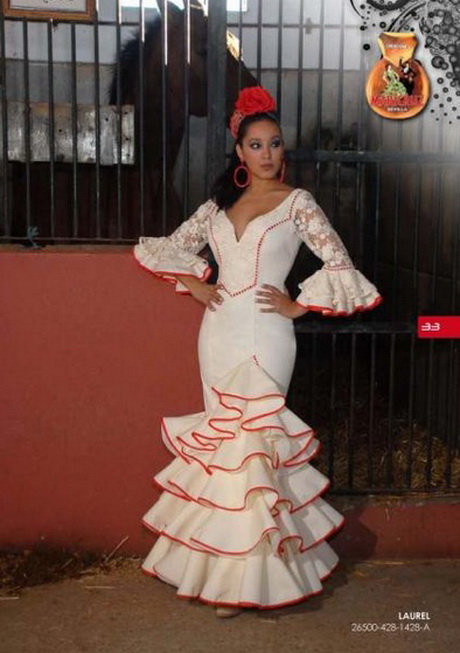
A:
[236,119,284,181]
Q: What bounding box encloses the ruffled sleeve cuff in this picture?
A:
[133,237,212,294]
[295,266,383,316]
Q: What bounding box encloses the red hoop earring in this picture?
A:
[233,162,251,188]
[278,159,286,183]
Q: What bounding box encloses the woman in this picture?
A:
[382,63,407,98]
[134,86,383,618]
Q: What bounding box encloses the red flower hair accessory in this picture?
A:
[229,86,277,139]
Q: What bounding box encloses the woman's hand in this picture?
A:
[176,275,224,311]
[255,284,308,319]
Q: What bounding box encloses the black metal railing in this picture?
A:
[1,0,459,495]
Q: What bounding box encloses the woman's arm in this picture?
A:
[255,188,382,320]
[133,199,217,295]
[290,190,383,316]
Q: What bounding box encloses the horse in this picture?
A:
[104,0,256,238]
[10,0,256,241]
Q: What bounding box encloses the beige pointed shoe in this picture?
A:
[215,606,242,618]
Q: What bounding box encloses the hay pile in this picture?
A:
[289,350,460,492]
[0,543,141,594]
[314,418,460,491]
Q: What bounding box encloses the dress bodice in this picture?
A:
[208,189,303,296]
[133,187,383,317]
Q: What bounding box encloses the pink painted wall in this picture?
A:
[1,248,459,559]
[1,247,205,555]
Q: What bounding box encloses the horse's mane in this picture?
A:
[108,17,161,105]
[108,2,207,105]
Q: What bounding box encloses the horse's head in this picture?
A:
[110,1,257,168]
[158,1,256,119]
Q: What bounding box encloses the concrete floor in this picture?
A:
[1,558,459,653]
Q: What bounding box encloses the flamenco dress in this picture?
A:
[133,188,382,609]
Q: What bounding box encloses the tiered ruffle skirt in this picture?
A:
[141,357,345,609]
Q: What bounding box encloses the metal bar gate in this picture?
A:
[1,0,458,495]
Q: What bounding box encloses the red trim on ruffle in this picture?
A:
[161,409,319,474]
[192,513,345,557]
[132,248,212,294]
[283,435,319,468]
[189,526,280,555]
[160,419,183,458]
[279,515,346,554]
[168,435,322,475]
[209,387,314,436]
[140,555,342,610]
[141,496,344,558]
[158,356,320,473]
[141,519,212,554]
[295,293,383,316]
[151,458,330,514]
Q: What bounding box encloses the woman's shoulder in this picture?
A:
[288,186,318,209]
[267,185,311,205]
[195,197,221,218]
[290,186,315,199]
[201,196,219,209]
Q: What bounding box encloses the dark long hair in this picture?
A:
[210,111,282,210]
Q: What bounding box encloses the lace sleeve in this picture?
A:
[133,199,217,294]
[292,190,383,316]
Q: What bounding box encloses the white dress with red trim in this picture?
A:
[133,188,383,609]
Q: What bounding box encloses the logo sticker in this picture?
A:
[366,31,430,119]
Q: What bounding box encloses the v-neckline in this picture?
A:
[223,189,298,244]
